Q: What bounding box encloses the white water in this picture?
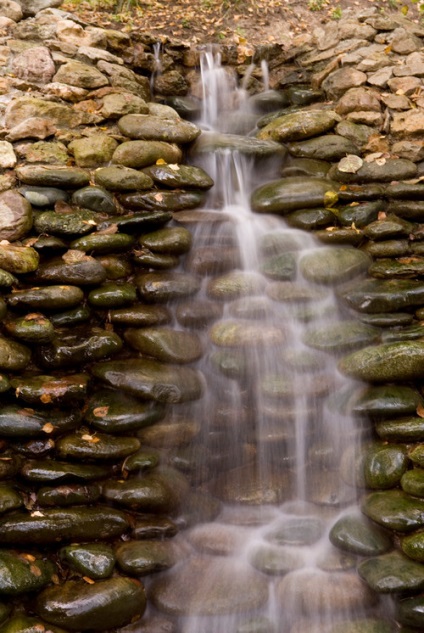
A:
[140,50,390,633]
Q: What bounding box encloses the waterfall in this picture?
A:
[145,51,391,633]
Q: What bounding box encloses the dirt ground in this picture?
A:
[61,0,423,47]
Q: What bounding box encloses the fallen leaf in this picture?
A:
[417,403,424,418]
[42,423,55,434]
[83,576,96,584]
[30,565,42,577]
[378,211,387,220]
[93,406,109,417]
[338,155,363,173]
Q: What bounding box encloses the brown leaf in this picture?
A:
[42,422,54,434]
[30,564,42,577]
[93,406,109,418]
[83,576,96,584]
[417,403,424,418]
[40,394,53,404]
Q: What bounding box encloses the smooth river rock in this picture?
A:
[339,341,424,382]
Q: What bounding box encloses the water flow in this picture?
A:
[148,51,385,633]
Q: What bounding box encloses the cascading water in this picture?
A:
[146,50,394,633]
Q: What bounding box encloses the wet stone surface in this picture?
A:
[2,3,424,631]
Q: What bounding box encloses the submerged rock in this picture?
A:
[251,177,338,214]
[339,341,424,382]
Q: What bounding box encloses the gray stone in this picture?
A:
[68,134,118,168]
[257,109,340,142]
[322,68,367,99]
[53,60,109,89]
[0,190,32,241]
[11,45,55,84]
[97,60,150,100]
[0,0,22,20]
[100,91,149,119]
[20,0,62,15]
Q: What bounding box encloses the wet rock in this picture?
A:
[5,314,54,344]
[150,556,268,615]
[0,507,129,545]
[329,512,392,556]
[397,594,424,629]
[0,551,55,596]
[118,114,201,143]
[339,341,424,382]
[112,140,182,168]
[137,417,200,448]
[37,483,101,508]
[87,281,137,307]
[0,191,32,242]
[139,226,192,254]
[137,272,200,303]
[59,544,115,579]
[210,464,292,505]
[249,544,302,576]
[251,177,338,214]
[36,328,122,369]
[287,134,360,160]
[144,163,214,189]
[300,247,371,284]
[358,550,424,593]
[0,337,30,372]
[55,431,140,461]
[192,131,285,157]
[21,459,110,483]
[124,328,203,364]
[115,540,180,576]
[0,484,22,515]
[6,285,84,312]
[154,70,188,96]
[276,569,376,614]
[303,321,379,353]
[84,389,165,433]
[362,490,424,532]
[329,157,417,183]
[175,300,223,328]
[94,165,153,191]
[34,208,102,237]
[18,186,68,208]
[119,189,205,212]
[0,244,38,274]
[340,278,424,313]
[402,468,424,498]
[123,450,161,475]
[91,358,204,403]
[68,135,118,168]
[72,233,135,256]
[36,577,146,631]
[108,304,171,327]
[16,165,90,188]
[207,271,264,300]
[32,253,107,286]
[369,257,424,279]
[210,320,284,348]
[102,467,189,513]
[338,200,383,228]
[376,417,424,442]
[257,110,340,142]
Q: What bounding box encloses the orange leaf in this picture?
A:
[417,403,424,418]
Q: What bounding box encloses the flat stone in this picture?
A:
[68,134,118,167]
[339,341,424,382]
[150,556,268,616]
[300,247,371,284]
[53,60,109,89]
[329,512,392,556]
[124,327,203,364]
[11,45,55,83]
[391,109,424,136]
[276,569,376,615]
[91,358,204,403]
[362,490,424,532]
[112,140,182,169]
[97,60,150,100]
[251,177,338,214]
[339,278,424,313]
[257,110,340,142]
[36,578,145,631]
[94,165,153,191]
[118,114,201,143]
[358,550,424,593]
[115,540,180,576]
[287,134,359,161]
[16,165,90,188]
[5,97,84,130]
[100,91,149,119]
[335,86,381,115]
[0,190,32,241]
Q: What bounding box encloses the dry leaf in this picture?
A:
[82,434,100,443]
[378,211,387,220]
[42,422,54,433]
[31,511,45,517]
[62,250,88,264]
[323,190,338,208]
[417,403,424,418]
[30,565,42,577]
[83,576,96,584]
[338,155,363,173]
[156,158,167,165]
[40,394,52,404]
[168,164,180,171]
[93,406,109,418]
[154,193,164,202]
